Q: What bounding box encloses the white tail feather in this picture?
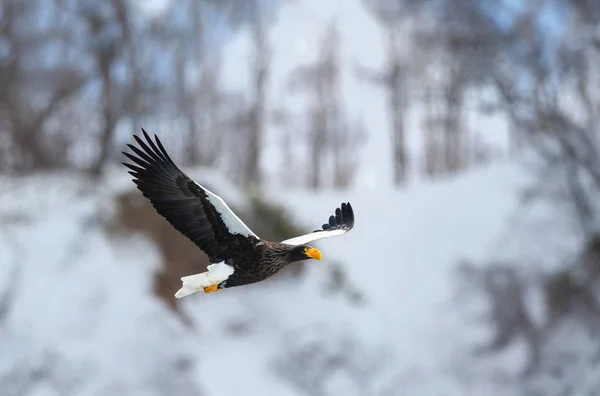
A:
[174,262,234,299]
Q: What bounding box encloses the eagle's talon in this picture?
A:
[204,284,220,294]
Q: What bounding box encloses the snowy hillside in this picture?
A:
[0,159,562,396]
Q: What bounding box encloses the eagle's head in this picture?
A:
[286,245,323,262]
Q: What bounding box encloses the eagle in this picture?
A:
[122,129,355,298]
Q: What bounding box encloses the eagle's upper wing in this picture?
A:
[122,129,260,263]
[281,202,354,246]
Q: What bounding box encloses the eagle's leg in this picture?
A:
[203,284,221,293]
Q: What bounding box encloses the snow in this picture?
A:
[0,158,550,396]
[0,195,201,396]
[266,162,535,384]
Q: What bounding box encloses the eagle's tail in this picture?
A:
[174,262,234,298]
[174,273,209,298]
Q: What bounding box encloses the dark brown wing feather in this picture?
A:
[122,129,259,263]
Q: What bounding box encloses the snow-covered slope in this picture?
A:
[0,161,552,396]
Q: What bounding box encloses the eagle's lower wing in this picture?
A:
[123,129,259,262]
[281,202,354,246]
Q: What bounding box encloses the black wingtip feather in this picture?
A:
[143,131,167,162]
[133,134,161,163]
[343,202,355,227]
[122,129,178,178]
[313,201,355,234]
[153,134,175,165]
[141,128,151,142]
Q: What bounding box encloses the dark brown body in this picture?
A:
[218,241,306,289]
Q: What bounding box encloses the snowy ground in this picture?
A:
[0,159,568,396]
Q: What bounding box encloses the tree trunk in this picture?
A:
[387,30,407,186]
[244,0,268,189]
[90,58,116,177]
[187,0,205,165]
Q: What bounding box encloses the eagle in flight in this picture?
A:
[122,129,355,298]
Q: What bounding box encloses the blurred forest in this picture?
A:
[3,0,597,188]
[2,0,600,394]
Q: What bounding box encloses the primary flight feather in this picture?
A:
[122,129,355,298]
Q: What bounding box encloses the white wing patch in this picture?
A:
[197,182,259,239]
[281,228,347,246]
[281,202,355,246]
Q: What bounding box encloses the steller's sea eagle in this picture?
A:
[122,129,355,298]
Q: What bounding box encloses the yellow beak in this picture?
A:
[305,247,323,261]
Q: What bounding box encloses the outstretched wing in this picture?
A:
[281,202,355,246]
[122,129,260,263]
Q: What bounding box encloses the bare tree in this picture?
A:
[288,23,365,189]
[288,24,336,189]
[171,0,219,166]
[83,0,127,176]
[446,0,600,391]
[199,0,274,188]
[364,0,512,178]
[330,117,367,188]
[455,261,542,375]
[413,2,487,176]
[420,70,444,176]
[356,10,411,185]
[0,0,87,172]
[441,54,469,172]
[272,106,301,187]
[196,56,231,166]
[0,0,286,182]
[186,0,205,164]
[385,30,409,184]
[241,0,270,189]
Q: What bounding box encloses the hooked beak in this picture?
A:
[304,247,323,261]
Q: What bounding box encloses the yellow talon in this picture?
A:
[204,284,220,294]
